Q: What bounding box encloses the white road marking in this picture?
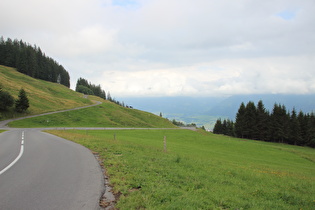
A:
[0,131,25,175]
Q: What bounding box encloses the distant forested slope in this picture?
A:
[0,37,70,87]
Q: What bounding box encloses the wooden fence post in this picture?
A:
[164,136,167,152]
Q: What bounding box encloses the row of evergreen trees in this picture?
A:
[213,100,315,148]
[75,78,106,99]
[0,37,70,87]
[75,77,133,108]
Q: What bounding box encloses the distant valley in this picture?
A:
[119,94,315,129]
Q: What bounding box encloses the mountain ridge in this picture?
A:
[119,94,315,129]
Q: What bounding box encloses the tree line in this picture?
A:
[76,77,106,99]
[0,37,70,87]
[75,77,132,108]
[213,100,315,148]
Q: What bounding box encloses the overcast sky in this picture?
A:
[1,0,315,97]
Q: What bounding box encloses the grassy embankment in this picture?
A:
[0,65,93,119]
[47,129,315,209]
[9,96,177,128]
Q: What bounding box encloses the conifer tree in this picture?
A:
[289,108,302,145]
[235,102,246,138]
[298,111,309,145]
[244,101,257,139]
[213,118,223,134]
[256,100,269,141]
[306,113,315,147]
[226,119,235,136]
[15,88,29,113]
[270,104,289,143]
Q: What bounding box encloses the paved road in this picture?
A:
[0,101,104,210]
[0,129,104,210]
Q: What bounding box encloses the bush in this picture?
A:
[0,90,14,110]
[76,85,94,95]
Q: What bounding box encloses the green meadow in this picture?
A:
[47,129,315,209]
[9,100,176,128]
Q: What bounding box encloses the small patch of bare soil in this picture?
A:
[92,152,119,210]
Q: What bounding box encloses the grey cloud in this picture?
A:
[1,0,314,96]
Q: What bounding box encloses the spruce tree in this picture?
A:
[235,102,246,138]
[256,100,269,141]
[289,108,302,145]
[306,113,315,147]
[226,119,235,137]
[297,111,308,145]
[244,101,257,139]
[213,118,223,134]
[15,88,29,113]
[270,104,289,143]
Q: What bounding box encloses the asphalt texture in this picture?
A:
[0,129,104,210]
[0,100,104,210]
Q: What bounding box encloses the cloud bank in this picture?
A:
[1,0,315,97]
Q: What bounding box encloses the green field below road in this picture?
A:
[9,100,176,128]
[47,129,315,209]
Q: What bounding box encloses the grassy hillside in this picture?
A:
[0,65,92,119]
[47,129,315,209]
[0,65,175,128]
[9,96,177,128]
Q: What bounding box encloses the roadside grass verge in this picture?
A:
[47,129,315,209]
[9,100,176,128]
[0,130,6,133]
[0,65,92,119]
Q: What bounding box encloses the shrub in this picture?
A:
[0,90,14,110]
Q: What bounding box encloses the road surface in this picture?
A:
[0,100,104,209]
[0,129,104,210]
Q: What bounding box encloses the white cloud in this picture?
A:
[54,25,117,57]
[1,0,315,97]
[100,55,315,97]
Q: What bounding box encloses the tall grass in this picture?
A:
[47,129,315,209]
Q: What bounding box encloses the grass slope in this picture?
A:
[0,65,92,119]
[48,129,315,209]
[9,97,177,128]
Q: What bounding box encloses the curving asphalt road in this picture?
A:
[0,99,190,209]
[0,101,104,210]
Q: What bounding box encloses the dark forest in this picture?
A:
[213,100,315,148]
[0,37,70,87]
